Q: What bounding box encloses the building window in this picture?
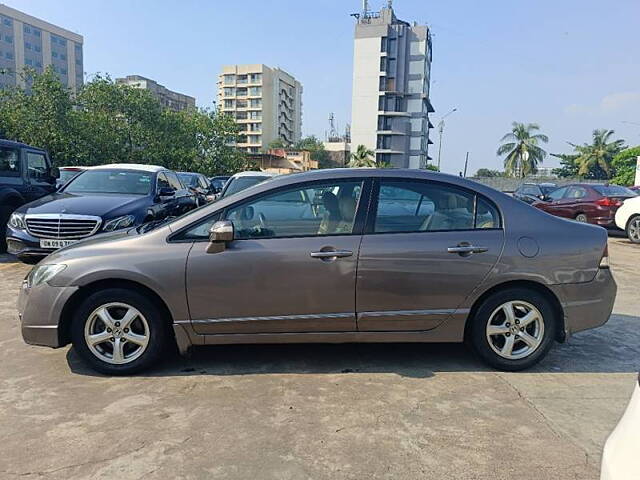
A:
[33,28,41,37]
[249,99,262,108]
[378,116,392,130]
[24,25,31,34]
[4,35,13,44]
[249,86,261,96]
[25,58,33,66]
[236,88,247,97]
[35,61,42,68]
[60,53,67,60]
[224,99,234,108]
[34,45,41,53]
[237,75,248,84]
[223,87,235,97]
[5,52,13,60]
[224,74,235,85]
[387,58,397,73]
[61,68,67,75]
[249,111,261,120]
[2,17,11,26]
[377,135,391,149]
[380,57,387,71]
[52,51,58,58]
[381,36,387,52]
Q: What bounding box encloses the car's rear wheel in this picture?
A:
[626,215,640,244]
[575,213,588,223]
[71,288,168,375]
[469,288,557,371]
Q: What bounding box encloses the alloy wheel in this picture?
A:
[575,214,588,223]
[485,301,544,360]
[629,217,640,242]
[84,302,150,365]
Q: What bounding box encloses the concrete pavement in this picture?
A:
[0,238,638,479]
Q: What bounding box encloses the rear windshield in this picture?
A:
[593,185,637,197]
[222,176,270,197]
[64,170,152,195]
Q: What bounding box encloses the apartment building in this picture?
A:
[116,75,195,112]
[0,3,83,91]
[217,64,303,153]
[350,2,434,168]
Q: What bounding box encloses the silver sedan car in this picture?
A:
[18,169,616,375]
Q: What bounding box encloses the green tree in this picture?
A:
[474,168,503,177]
[424,164,439,172]
[0,67,77,164]
[611,146,640,186]
[267,138,289,149]
[348,144,376,168]
[497,122,548,177]
[570,129,625,178]
[293,135,331,169]
[0,70,247,175]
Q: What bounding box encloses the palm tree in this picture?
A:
[497,122,549,178]
[349,144,376,168]
[571,129,625,178]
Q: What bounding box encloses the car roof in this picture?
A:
[230,171,277,178]
[0,138,46,152]
[177,172,201,176]
[90,163,166,173]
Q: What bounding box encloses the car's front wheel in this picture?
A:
[626,215,640,244]
[469,288,557,371]
[71,288,168,375]
[575,213,588,223]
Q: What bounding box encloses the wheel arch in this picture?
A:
[464,279,566,344]
[0,189,25,209]
[58,278,176,347]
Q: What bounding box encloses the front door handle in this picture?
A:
[447,244,488,256]
[310,249,353,259]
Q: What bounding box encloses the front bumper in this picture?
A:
[601,377,640,480]
[6,225,57,259]
[18,278,78,348]
[550,268,617,337]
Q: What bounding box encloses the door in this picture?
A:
[539,186,568,217]
[155,172,178,218]
[182,179,367,334]
[356,179,504,331]
[563,185,589,220]
[165,170,194,213]
[24,150,56,202]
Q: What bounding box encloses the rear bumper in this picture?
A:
[550,268,617,337]
[18,279,78,348]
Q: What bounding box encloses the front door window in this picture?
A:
[26,152,48,183]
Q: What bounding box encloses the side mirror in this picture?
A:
[158,187,175,200]
[206,220,234,253]
[49,166,60,179]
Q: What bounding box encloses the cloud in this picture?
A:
[564,91,640,116]
[600,91,640,112]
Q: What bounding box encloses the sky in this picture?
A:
[4,0,640,175]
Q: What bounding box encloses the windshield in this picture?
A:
[59,169,82,183]
[593,185,637,197]
[221,176,270,198]
[540,185,557,195]
[64,170,152,195]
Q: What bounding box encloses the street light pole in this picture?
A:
[436,108,457,171]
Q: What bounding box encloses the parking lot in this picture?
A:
[0,237,637,480]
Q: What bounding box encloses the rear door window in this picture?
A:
[165,171,184,190]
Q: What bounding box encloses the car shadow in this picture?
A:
[66,313,640,378]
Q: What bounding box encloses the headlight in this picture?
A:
[26,264,66,288]
[8,212,26,230]
[103,215,135,232]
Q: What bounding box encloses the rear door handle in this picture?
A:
[310,249,353,259]
[447,245,488,255]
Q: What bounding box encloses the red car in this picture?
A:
[533,183,637,228]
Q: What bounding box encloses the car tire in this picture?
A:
[71,288,169,375]
[0,205,14,253]
[468,288,557,371]
[626,215,640,244]
[575,213,588,223]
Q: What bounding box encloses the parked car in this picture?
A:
[1,139,58,252]
[177,172,215,205]
[217,171,275,199]
[513,182,557,204]
[601,374,640,480]
[17,168,615,375]
[6,164,197,262]
[57,166,88,189]
[629,186,640,193]
[614,195,640,243]
[533,184,636,227]
[209,175,230,195]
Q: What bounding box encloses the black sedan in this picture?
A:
[177,172,216,205]
[6,164,197,262]
[513,183,558,204]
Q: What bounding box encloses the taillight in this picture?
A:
[599,244,610,269]
[596,197,621,207]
